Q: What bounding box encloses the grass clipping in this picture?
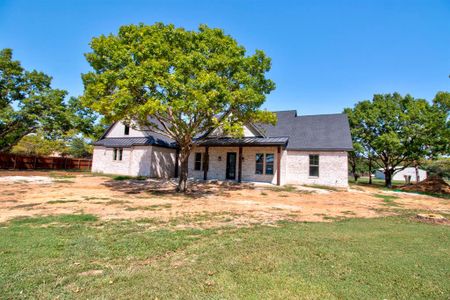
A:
[399,175,450,195]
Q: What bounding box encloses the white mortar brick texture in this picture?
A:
[92,146,137,175]
[150,146,176,178]
[128,146,153,176]
[285,151,348,187]
[92,145,176,177]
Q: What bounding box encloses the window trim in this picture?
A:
[309,154,319,177]
[255,153,264,175]
[265,153,274,175]
[113,148,117,161]
[255,153,275,175]
[113,148,124,161]
[194,152,202,171]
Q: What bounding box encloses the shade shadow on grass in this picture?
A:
[47,199,80,204]
[9,214,98,226]
[125,204,172,211]
[373,194,401,207]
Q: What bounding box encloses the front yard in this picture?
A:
[0,171,449,298]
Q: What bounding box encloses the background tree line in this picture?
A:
[0,48,105,158]
[345,92,449,187]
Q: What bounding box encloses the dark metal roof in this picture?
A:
[93,137,177,148]
[196,137,289,147]
[257,111,353,151]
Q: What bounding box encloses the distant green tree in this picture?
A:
[345,93,449,187]
[82,23,276,192]
[67,137,93,158]
[348,142,364,182]
[422,158,450,179]
[11,132,68,156]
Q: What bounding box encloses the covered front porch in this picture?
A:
[188,137,288,185]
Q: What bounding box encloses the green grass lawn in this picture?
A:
[349,176,406,187]
[1,213,449,299]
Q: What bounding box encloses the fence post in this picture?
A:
[13,155,17,169]
[34,156,37,169]
[78,159,81,169]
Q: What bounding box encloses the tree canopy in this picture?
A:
[344,92,449,187]
[82,23,276,191]
[11,132,67,156]
[0,48,103,154]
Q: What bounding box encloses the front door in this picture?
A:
[226,152,237,180]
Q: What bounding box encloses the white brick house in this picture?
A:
[92,110,353,187]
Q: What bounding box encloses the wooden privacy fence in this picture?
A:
[0,153,92,171]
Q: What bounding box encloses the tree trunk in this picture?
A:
[368,157,372,184]
[351,160,358,182]
[176,144,192,193]
[385,169,393,188]
[349,152,358,182]
[415,163,420,184]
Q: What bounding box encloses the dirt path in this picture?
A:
[0,171,448,227]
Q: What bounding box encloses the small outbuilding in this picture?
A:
[375,167,427,183]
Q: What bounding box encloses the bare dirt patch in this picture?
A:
[0,176,53,184]
[399,175,450,195]
[1,170,449,227]
[415,213,449,225]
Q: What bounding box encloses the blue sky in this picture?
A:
[1,0,449,115]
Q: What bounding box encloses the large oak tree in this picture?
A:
[82,23,276,192]
[345,92,449,187]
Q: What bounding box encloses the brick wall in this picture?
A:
[150,146,176,178]
[285,150,348,187]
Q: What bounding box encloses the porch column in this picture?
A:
[277,146,281,186]
[203,146,209,180]
[174,148,179,178]
[238,146,243,183]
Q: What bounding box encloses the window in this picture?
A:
[309,155,319,177]
[194,153,202,171]
[124,125,130,135]
[113,148,123,161]
[265,154,274,175]
[255,153,264,174]
[256,153,276,175]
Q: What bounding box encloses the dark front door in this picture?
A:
[226,152,237,180]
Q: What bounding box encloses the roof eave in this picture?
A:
[286,147,353,152]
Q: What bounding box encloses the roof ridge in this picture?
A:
[297,113,346,117]
[100,137,152,139]
[271,109,298,113]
